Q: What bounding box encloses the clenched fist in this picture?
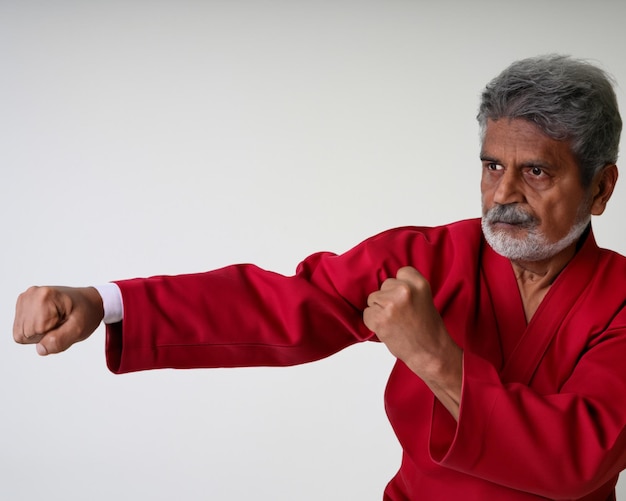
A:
[363,266,463,419]
[13,286,104,356]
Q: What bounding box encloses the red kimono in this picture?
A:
[106,218,626,500]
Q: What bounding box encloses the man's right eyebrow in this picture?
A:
[480,154,500,163]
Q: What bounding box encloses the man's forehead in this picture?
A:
[481,118,575,165]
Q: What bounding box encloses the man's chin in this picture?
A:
[483,235,537,261]
[481,220,539,260]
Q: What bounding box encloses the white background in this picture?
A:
[2,1,625,499]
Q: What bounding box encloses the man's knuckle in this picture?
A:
[33,319,48,334]
[395,282,413,301]
[397,266,417,279]
[39,286,57,301]
[45,334,65,354]
[416,280,432,295]
[380,278,395,291]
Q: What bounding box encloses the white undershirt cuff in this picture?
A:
[93,283,124,324]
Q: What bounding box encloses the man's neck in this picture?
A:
[511,242,578,322]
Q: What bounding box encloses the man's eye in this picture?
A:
[487,163,501,171]
[528,166,547,177]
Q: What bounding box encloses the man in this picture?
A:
[13,55,626,499]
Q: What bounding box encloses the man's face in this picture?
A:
[480,118,591,262]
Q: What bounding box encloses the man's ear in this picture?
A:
[591,164,619,216]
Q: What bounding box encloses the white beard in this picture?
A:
[481,204,590,261]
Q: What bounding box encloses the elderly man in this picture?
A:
[13,55,625,500]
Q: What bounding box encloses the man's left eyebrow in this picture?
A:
[521,159,555,170]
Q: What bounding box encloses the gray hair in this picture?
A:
[477,55,622,186]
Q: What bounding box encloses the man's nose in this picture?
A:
[493,169,525,205]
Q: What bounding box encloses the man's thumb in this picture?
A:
[35,327,73,356]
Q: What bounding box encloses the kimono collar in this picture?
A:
[481,226,601,384]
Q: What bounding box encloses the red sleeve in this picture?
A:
[105,257,371,374]
[430,309,626,499]
[104,224,465,374]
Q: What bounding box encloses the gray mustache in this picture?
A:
[484,204,537,227]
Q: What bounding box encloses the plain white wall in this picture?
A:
[2,1,625,499]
